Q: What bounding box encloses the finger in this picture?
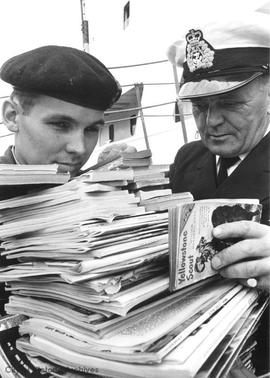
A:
[213,221,270,239]
[211,238,270,270]
[100,149,120,161]
[240,275,270,293]
[124,146,137,153]
[216,257,270,279]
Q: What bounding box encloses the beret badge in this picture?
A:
[185,29,215,72]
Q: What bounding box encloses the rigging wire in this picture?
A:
[0,132,13,139]
[105,100,175,114]
[121,82,176,87]
[104,113,180,124]
[108,59,168,69]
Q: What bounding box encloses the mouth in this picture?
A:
[208,134,230,140]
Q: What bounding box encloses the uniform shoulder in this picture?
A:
[0,146,16,164]
[174,140,206,161]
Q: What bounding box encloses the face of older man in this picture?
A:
[191,77,270,157]
[12,95,104,177]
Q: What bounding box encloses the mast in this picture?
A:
[80,0,89,53]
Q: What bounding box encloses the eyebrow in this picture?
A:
[42,114,105,127]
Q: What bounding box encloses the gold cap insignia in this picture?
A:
[186,29,215,72]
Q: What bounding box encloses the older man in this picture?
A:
[168,13,270,374]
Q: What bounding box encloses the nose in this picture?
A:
[65,130,86,155]
[206,102,224,128]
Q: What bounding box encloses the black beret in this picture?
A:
[0,45,122,110]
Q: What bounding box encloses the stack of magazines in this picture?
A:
[0,163,268,378]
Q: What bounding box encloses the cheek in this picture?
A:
[23,124,61,154]
[19,123,42,148]
[85,132,99,153]
[194,115,206,133]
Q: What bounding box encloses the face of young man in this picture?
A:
[191,77,270,157]
[12,95,104,177]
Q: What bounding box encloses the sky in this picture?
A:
[0,0,83,97]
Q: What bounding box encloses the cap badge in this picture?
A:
[185,29,215,72]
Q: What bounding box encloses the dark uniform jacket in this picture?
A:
[170,132,270,225]
[0,145,16,164]
[0,146,62,199]
[170,132,270,374]
[0,146,24,200]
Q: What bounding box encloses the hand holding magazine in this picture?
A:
[169,199,262,291]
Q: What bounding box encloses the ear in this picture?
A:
[2,99,20,132]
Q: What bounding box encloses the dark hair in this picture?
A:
[10,88,41,115]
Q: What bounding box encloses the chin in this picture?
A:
[205,141,238,157]
[207,146,237,157]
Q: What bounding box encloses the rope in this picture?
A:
[108,59,168,69]
[0,132,13,138]
[105,101,175,114]
[121,82,176,87]
[104,113,180,124]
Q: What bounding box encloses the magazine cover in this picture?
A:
[169,199,262,291]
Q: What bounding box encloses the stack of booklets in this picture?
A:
[1,278,267,378]
[125,163,194,212]
[128,164,170,191]
[83,160,193,212]
[0,164,71,201]
[0,174,171,290]
[136,189,193,212]
[0,165,268,377]
[0,164,70,185]
[95,149,153,171]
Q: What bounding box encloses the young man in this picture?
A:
[0,45,122,178]
[168,13,270,374]
[0,44,122,313]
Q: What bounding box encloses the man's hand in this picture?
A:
[97,143,137,164]
[211,221,270,292]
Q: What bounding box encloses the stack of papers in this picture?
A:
[0,166,267,378]
[141,192,194,212]
[12,280,268,378]
[96,149,153,170]
[0,164,70,185]
[0,172,171,318]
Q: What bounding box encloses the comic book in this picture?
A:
[169,199,262,292]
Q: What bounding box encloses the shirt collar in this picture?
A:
[11,146,21,165]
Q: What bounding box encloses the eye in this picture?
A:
[85,125,100,133]
[220,100,239,109]
[192,102,208,112]
[49,121,70,130]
